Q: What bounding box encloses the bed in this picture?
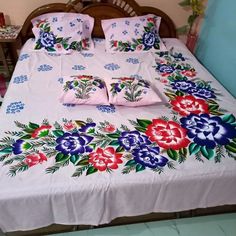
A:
[1,0,236,235]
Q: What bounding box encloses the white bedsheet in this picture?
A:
[0,38,236,233]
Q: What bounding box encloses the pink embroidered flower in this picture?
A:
[31,125,52,138]
[147,17,155,23]
[113,40,118,47]
[82,39,88,48]
[120,77,134,82]
[55,43,63,51]
[181,70,197,78]
[146,119,190,150]
[89,147,123,171]
[103,124,116,133]
[136,44,143,51]
[64,122,76,131]
[24,153,47,167]
[171,95,209,116]
[160,78,168,84]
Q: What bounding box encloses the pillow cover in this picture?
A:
[107,77,162,106]
[60,75,108,105]
[101,14,167,53]
[31,13,94,53]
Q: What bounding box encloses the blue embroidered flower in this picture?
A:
[12,140,31,155]
[118,131,151,151]
[69,22,75,27]
[81,53,94,57]
[58,77,63,84]
[57,27,63,32]
[93,79,105,89]
[52,17,58,22]
[55,132,93,155]
[122,30,128,35]
[180,114,236,149]
[188,87,216,99]
[6,102,25,114]
[79,123,96,133]
[156,64,175,74]
[126,58,139,64]
[143,31,156,47]
[13,75,28,84]
[104,63,120,71]
[135,23,140,27]
[112,83,122,93]
[130,74,142,80]
[96,105,116,113]
[18,54,30,61]
[111,23,116,28]
[171,79,196,92]
[63,104,76,107]
[132,145,168,169]
[37,64,53,72]
[72,65,86,70]
[125,20,130,25]
[94,38,104,43]
[38,31,56,49]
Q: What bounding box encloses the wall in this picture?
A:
[195,0,236,97]
[0,0,189,30]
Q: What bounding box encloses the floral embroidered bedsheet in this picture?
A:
[0,38,236,233]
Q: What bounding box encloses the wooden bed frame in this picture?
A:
[6,1,235,235]
[21,0,177,44]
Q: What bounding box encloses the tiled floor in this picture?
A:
[52,213,236,236]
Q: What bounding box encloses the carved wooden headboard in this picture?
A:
[21,0,176,43]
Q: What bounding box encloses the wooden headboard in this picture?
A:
[21,0,176,43]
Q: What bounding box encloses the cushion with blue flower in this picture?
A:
[107,77,163,106]
[60,75,109,105]
[101,14,167,53]
[31,13,94,54]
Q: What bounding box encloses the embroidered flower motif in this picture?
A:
[181,70,197,78]
[104,63,120,71]
[188,87,216,99]
[31,125,52,138]
[79,123,96,133]
[6,102,25,114]
[126,58,140,64]
[13,75,28,84]
[103,124,116,133]
[132,145,168,169]
[156,64,175,75]
[118,131,151,151]
[72,65,86,70]
[146,119,190,150]
[37,64,53,72]
[171,79,196,92]
[12,140,32,155]
[142,31,157,48]
[55,132,93,155]
[96,105,116,113]
[64,122,76,131]
[171,95,209,116]
[24,153,47,167]
[18,54,30,61]
[180,114,236,149]
[38,31,56,49]
[88,147,123,171]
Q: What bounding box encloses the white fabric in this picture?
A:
[0,38,236,233]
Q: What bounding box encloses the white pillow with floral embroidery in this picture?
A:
[101,14,167,53]
[31,13,94,54]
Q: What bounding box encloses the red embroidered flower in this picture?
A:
[145,119,190,150]
[113,40,118,47]
[31,125,52,138]
[24,153,47,167]
[82,39,88,48]
[160,78,168,84]
[120,77,134,82]
[55,43,62,50]
[64,122,76,131]
[89,147,123,171]
[36,19,47,27]
[147,17,155,23]
[181,70,197,77]
[103,124,116,133]
[171,95,209,116]
[136,44,143,51]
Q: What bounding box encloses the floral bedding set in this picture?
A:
[0,38,236,233]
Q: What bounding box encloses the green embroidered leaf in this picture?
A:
[147,22,154,28]
[76,157,89,166]
[23,128,35,134]
[125,159,136,166]
[222,114,236,124]
[134,126,146,133]
[20,134,32,140]
[46,47,56,52]
[55,153,69,162]
[189,143,201,155]
[176,91,185,96]
[107,133,120,139]
[208,104,219,112]
[70,155,80,165]
[52,130,64,138]
[56,37,63,43]
[28,122,40,130]
[164,92,176,100]
[75,120,86,127]
[136,119,152,128]
[44,27,50,32]
[144,26,150,32]
[209,110,224,116]
[225,142,236,153]
[179,147,188,157]
[116,146,125,153]
[136,164,145,172]
[200,146,215,160]
[109,140,119,146]
[167,149,178,161]
[86,166,98,175]
[34,43,42,50]
[0,147,13,154]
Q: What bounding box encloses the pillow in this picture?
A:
[60,75,108,105]
[107,77,163,106]
[101,14,167,53]
[31,13,94,53]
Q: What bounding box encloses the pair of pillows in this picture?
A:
[60,75,162,107]
[31,13,167,54]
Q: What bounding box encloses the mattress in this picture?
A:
[0,38,236,233]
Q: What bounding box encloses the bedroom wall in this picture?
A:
[195,0,236,97]
[0,0,189,31]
